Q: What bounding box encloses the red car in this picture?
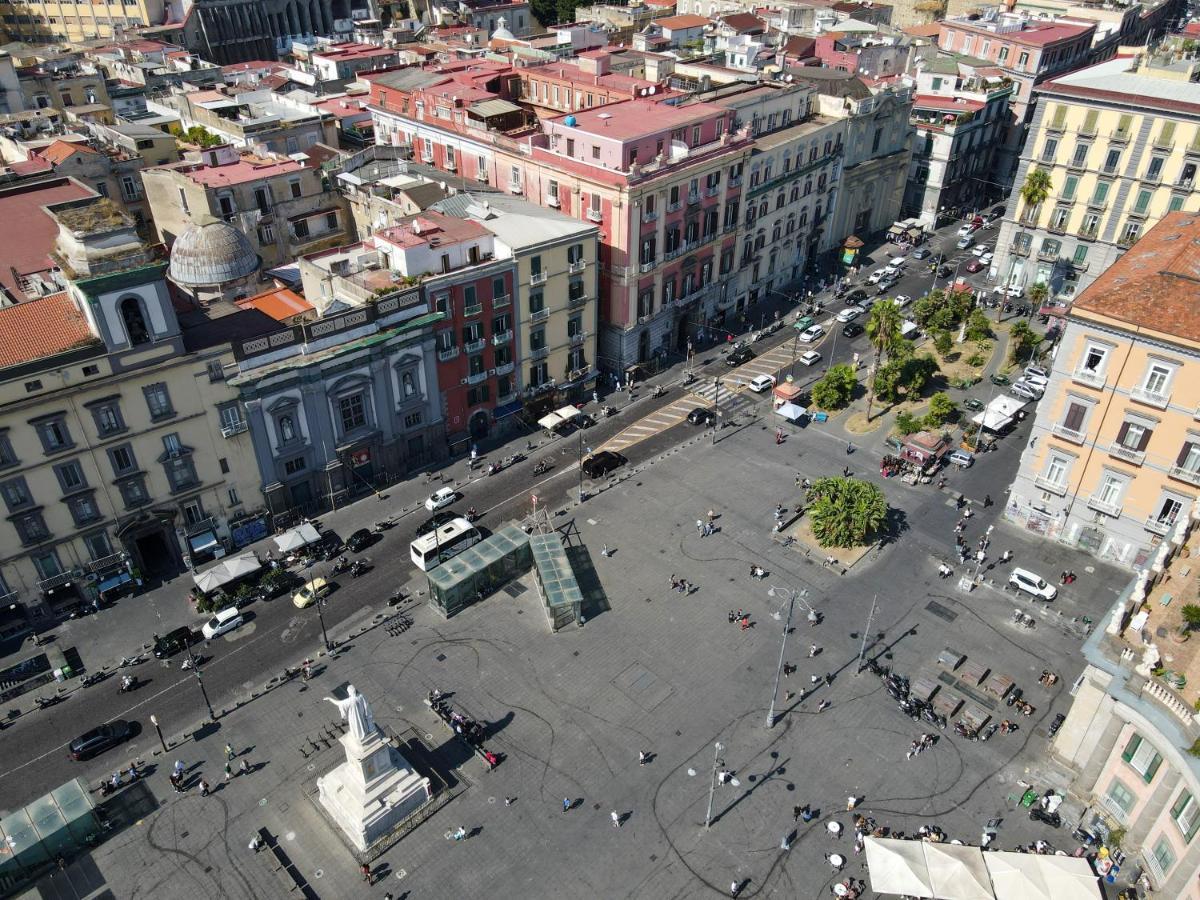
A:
[965,258,985,273]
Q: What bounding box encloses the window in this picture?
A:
[1050,207,1069,231]
[1172,790,1200,842]
[284,457,306,476]
[120,297,150,345]
[294,218,310,240]
[0,433,16,469]
[326,212,338,231]
[1176,441,1200,475]
[1060,401,1087,434]
[67,494,100,526]
[118,476,149,509]
[338,394,366,433]
[1040,138,1058,162]
[1040,238,1061,258]
[530,328,546,351]
[91,401,125,436]
[1072,245,1089,266]
[143,383,173,420]
[35,418,72,453]
[54,461,85,493]
[289,179,302,199]
[228,487,241,506]
[1096,472,1126,508]
[1017,51,1029,68]
[1122,732,1163,782]
[404,411,423,429]
[1091,181,1110,205]
[15,512,49,545]
[1071,144,1089,168]
[24,380,41,393]
[163,456,198,493]
[1115,419,1152,452]
[1103,148,1121,174]
[109,445,136,475]
[1105,778,1136,817]
[1043,454,1070,488]
[0,477,31,512]
[1133,190,1152,215]
[1150,836,1176,877]
[1142,362,1174,398]
[31,551,61,580]
[121,175,139,200]
[1147,156,1165,181]
[1062,176,1078,200]
[83,531,112,561]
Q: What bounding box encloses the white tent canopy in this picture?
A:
[864,838,934,897]
[985,853,1099,900]
[776,402,808,422]
[538,411,565,431]
[193,552,262,592]
[925,843,993,900]
[972,396,1028,431]
[555,405,583,423]
[273,522,322,553]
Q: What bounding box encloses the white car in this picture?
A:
[883,263,901,278]
[798,324,824,343]
[1024,364,1049,380]
[892,295,912,308]
[1009,567,1057,601]
[1004,285,1024,299]
[957,223,974,237]
[836,307,862,323]
[748,374,776,393]
[889,256,907,269]
[424,486,458,511]
[201,606,244,640]
[981,252,994,265]
[1010,381,1042,401]
[867,268,887,284]
[972,244,989,256]
[1023,372,1049,390]
[798,350,822,367]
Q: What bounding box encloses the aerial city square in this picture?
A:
[0,0,1197,896]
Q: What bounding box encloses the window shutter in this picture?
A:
[1137,427,1153,452]
[1122,733,1142,762]
[1178,443,1195,468]
[1117,114,1132,136]
[1145,751,1162,783]
[1172,790,1192,819]
[1116,421,1131,446]
[1082,109,1098,133]
[1051,104,1067,129]
[1064,403,1085,431]
[1160,121,1177,145]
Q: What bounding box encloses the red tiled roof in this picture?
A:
[1071,212,1200,343]
[38,140,97,165]
[720,13,765,32]
[912,94,985,112]
[644,0,675,6]
[235,286,313,321]
[8,157,53,176]
[655,14,710,29]
[0,292,97,369]
[0,178,96,302]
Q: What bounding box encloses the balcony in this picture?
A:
[444,159,456,172]
[464,302,483,318]
[728,175,742,187]
[466,371,488,385]
[1034,474,1068,495]
[1145,515,1175,536]
[667,200,682,213]
[1072,367,1106,389]
[492,330,512,346]
[437,346,460,362]
[546,195,560,208]
[1046,119,1066,134]
[1110,130,1131,144]
[641,210,658,223]
[220,420,248,438]
[705,185,720,198]
[639,260,656,273]
[568,259,586,274]
[1187,141,1200,159]
[587,208,603,223]
[1118,233,1140,248]
[510,181,523,195]
[38,571,74,591]
[1066,159,1088,173]
[530,271,547,286]
[1051,423,1087,444]
[495,362,514,377]
[464,338,486,353]
[1086,199,1108,212]
[569,331,587,345]
[1170,465,1200,487]
[493,294,511,309]
[1130,385,1170,409]
[529,346,548,360]
[497,389,517,405]
[1037,249,1061,262]
[0,589,16,606]
[1087,495,1123,517]
[687,191,700,206]
[531,308,548,323]
[1077,227,1099,241]
[1108,443,1145,466]
[1177,177,1195,190]
[568,291,587,307]
[1010,242,1031,257]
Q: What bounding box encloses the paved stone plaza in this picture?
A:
[24,408,1126,900]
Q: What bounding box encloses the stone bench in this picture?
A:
[257,828,316,898]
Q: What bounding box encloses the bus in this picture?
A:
[410,517,481,571]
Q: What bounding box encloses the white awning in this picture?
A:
[775,402,807,422]
[864,837,934,897]
[972,395,1027,431]
[538,411,565,430]
[555,405,582,422]
[273,522,322,553]
[924,842,993,900]
[985,853,1099,900]
[193,552,262,592]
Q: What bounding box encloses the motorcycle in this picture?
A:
[331,557,351,576]
[80,671,107,688]
[35,694,65,710]
[1006,687,1023,707]
[119,675,138,694]
[350,559,369,579]
[602,406,617,418]
[118,654,144,668]
[374,519,395,532]
[533,460,551,476]
[682,371,696,385]
[980,723,999,742]
[953,720,978,741]
[921,707,947,729]
[465,507,478,522]
[1030,807,1062,828]
[651,385,665,399]
[487,461,502,476]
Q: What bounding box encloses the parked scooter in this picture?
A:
[331,556,351,576]
[532,459,551,475]
[119,674,138,694]
[350,558,369,579]
[651,385,665,398]
[79,671,107,688]
[374,519,395,532]
[980,723,999,741]
[1048,713,1066,737]
[953,720,978,741]
[1030,807,1062,828]
[35,694,65,710]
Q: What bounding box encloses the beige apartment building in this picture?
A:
[0,0,164,43]
[0,180,273,630]
[142,144,350,270]
[993,51,1200,300]
[1006,213,1200,569]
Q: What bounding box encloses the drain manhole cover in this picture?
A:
[925,600,957,622]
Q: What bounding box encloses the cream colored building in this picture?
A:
[0,182,274,629]
[0,0,165,42]
[993,52,1200,300]
[1005,212,1200,569]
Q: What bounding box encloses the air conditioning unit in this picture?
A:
[488,368,496,375]
[460,378,468,385]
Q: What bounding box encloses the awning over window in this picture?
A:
[97,571,133,594]
[188,531,219,554]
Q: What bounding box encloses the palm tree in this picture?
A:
[1019,168,1053,222]
[1027,282,1049,308]
[865,301,903,421]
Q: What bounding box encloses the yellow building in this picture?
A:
[1005,212,1200,568]
[993,51,1200,300]
[0,0,165,43]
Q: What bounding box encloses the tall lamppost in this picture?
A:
[184,641,215,722]
[765,586,809,728]
[149,714,168,754]
[705,741,725,829]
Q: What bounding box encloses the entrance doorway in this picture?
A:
[637,329,650,362]
[469,410,490,440]
[134,529,180,578]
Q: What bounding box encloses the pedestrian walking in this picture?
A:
[810,674,820,685]
[563,797,571,813]
[504,797,514,806]
[793,804,803,822]
[731,881,741,898]
[239,759,249,776]
[611,810,621,828]
[696,519,704,535]
[1001,549,1012,563]
[601,544,611,557]
[360,862,372,884]
[817,699,831,712]
[847,795,857,811]
[707,509,716,523]
[452,826,467,841]
[780,833,791,851]
[639,751,648,766]
[224,763,233,782]
[984,494,992,507]
[173,760,185,779]
[809,644,818,657]
[224,743,235,761]
[825,673,834,686]
[671,574,680,591]
[200,779,211,797]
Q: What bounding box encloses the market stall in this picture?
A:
[772,381,804,410]
[193,553,262,593]
[972,396,1028,433]
[775,402,808,423]
[273,522,322,554]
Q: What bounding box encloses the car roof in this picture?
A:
[212,606,240,622]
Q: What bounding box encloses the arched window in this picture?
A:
[120,297,150,345]
[775,192,785,210]
[758,200,768,217]
[814,202,823,221]
[799,208,809,227]
[785,216,795,235]
[279,415,295,442]
[754,230,766,251]
[402,372,416,397]
[771,223,781,243]
[790,185,800,203]
[804,178,812,197]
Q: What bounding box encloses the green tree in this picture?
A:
[808,477,888,548]
[932,329,953,356]
[554,0,577,25]
[1019,167,1053,218]
[865,301,903,420]
[1008,320,1041,363]
[873,361,902,404]
[965,309,992,342]
[894,411,921,434]
[1183,604,1200,631]
[1028,282,1049,308]
[531,0,557,24]
[811,363,857,410]
[924,391,956,428]
[899,354,940,397]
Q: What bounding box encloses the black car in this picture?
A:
[152,626,200,659]
[841,322,864,338]
[726,346,755,366]
[69,720,132,761]
[847,289,869,306]
[936,264,954,278]
[345,528,374,553]
[687,407,717,426]
[582,450,627,479]
[416,511,457,538]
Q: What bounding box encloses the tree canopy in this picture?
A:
[808,477,888,548]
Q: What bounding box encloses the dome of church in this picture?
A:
[491,16,515,41]
[168,218,259,287]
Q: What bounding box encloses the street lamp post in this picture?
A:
[184,643,216,722]
[765,587,808,728]
[705,740,725,829]
[316,596,332,652]
[577,428,586,502]
[855,594,878,674]
[149,714,167,754]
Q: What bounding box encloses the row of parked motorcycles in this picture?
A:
[330,556,369,579]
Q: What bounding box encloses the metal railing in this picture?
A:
[1130,385,1170,408]
[491,330,512,346]
[568,259,586,274]
[464,338,486,353]
[1034,474,1068,495]
[1169,465,1200,487]
[464,303,483,318]
[530,271,547,286]
[493,294,511,309]
[221,420,248,438]
[437,346,460,362]
[1072,368,1105,389]
[1145,515,1174,536]
[531,308,549,322]
[1107,443,1145,466]
[1086,495,1123,517]
[1051,423,1086,444]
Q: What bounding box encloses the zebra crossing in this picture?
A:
[596,320,836,455]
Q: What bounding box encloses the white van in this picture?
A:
[900,320,920,340]
[1009,568,1057,601]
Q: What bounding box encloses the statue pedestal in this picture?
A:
[317,726,431,852]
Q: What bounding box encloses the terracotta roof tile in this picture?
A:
[38,140,97,165]
[0,292,97,369]
[235,286,313,322]
[1072,212,1200,343]
[0,177,96,302]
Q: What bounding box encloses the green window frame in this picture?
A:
[1134,190,1152,214]
[1122,733,1163,783]
[1062,176,1078,200]
[1171,789,1200,842]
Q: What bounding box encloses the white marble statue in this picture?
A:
[326,684,376,742]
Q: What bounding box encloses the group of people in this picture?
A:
[727,609,753,631]
[906,734,936,760]
[429,689,500,771]
[671,575,694,594]
[99,761,140,796]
